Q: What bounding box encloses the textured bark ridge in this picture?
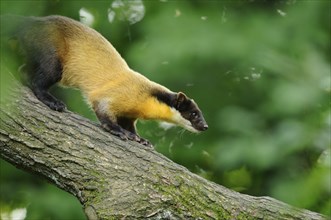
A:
[0,84,327,220]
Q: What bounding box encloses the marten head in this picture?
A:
[154,90,208,133]
[173,92,208,133]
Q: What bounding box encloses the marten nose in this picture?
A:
[194,121,208,132]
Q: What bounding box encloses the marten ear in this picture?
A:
[176,92,188,109]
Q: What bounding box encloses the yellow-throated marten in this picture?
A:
[1,15,208,145]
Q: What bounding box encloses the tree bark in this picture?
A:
[0,83,327,220]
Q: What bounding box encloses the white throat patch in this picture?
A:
[170,108,198,133]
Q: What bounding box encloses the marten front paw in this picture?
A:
[102,124,153,146]
[125,132,151,146]
[138,137,153,147]
[101,124,128,140]
[48,100,66,112]
[123,131,153,147]
[125,131,140,142]
[108,128,141,144]
[109,129,128,140]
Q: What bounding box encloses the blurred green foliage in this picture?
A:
[1,0,330,219]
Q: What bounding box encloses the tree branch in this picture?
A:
[0,83,327,220]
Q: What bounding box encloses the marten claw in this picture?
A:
[109,130,128,141]
[125,131,153,147]
[138,138,153,147]
[105,126,153,147]
[121,130,136,141]
[49,100,66,112]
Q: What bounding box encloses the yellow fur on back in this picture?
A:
[56,16,131,92]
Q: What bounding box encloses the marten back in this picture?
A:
[13,16,133,93]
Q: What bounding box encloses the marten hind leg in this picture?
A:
[26,48,65,111]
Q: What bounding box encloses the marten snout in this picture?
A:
[201,124,208,131]
[194,121,208,131]
[190,114,208,132]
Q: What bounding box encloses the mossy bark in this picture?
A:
[0,84,327,220]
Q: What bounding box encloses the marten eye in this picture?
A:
[190,112,198,119]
